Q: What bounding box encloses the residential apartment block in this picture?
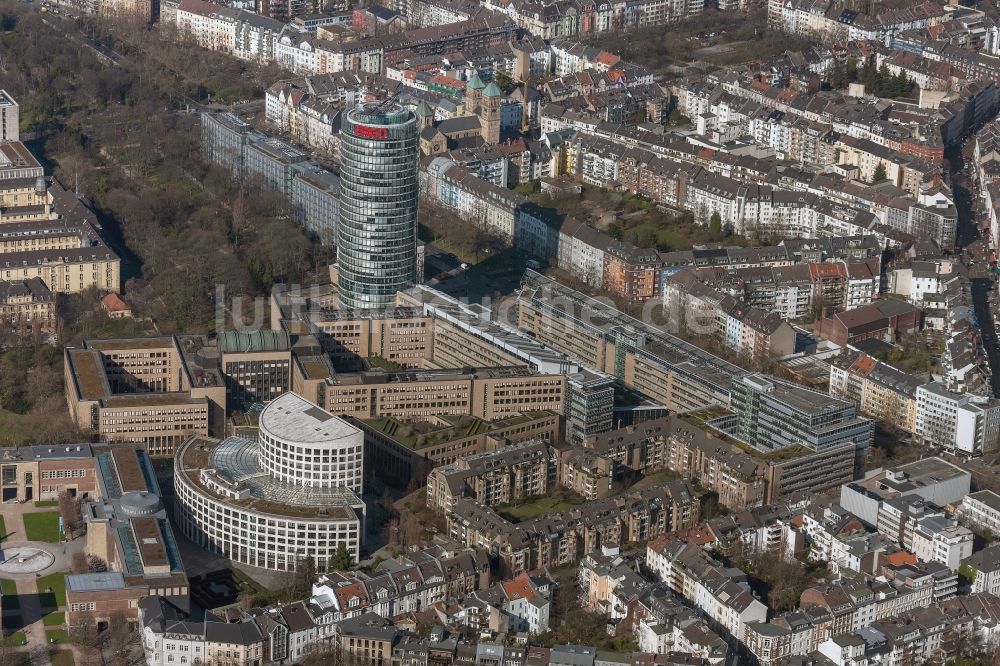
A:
[915,381,1000,456]
[578,414,857,508]
[427,438,554,513]
[959,490,1000,536]
[447,479,699,575]
[829,348,923,434]
[646,538,768,644]
[662,271,797,362]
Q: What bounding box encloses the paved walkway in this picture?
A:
[16,577,51,666]
[0,502,87,666]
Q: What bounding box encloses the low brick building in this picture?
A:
[814,299,922,346]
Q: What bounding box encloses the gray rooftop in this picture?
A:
[65,572,126,592]
[259,392,362,445]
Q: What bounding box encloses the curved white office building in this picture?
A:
[174,392,366,572]
[259,392,364,492]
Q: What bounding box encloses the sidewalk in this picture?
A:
[15,578,51,666]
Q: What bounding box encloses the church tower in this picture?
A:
[465,73,485,115]
[415,100,434,130]
[480,81,501,145]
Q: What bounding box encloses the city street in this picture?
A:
[948,144,1000,397]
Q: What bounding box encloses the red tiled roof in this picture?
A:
[101,293,131,313]
[502,572,534,601]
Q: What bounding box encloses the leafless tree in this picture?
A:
[70,610,102,651]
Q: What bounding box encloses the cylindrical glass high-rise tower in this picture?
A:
[337,102,419,309]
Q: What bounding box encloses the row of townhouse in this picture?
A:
[682,169,959,249]
[421,146,889,327]
[175,0,285,62]
[483,0,706,42]
[578,548,729,663]
[309,547,490,625]
[829,347,1000,455]
[661,270,797,361]
[395,0,484,27]
[665,255,880,321]
[746,571,936,660]
[140,553,556,665]
[547,40,656,82]
[446,479,701,576]
[769,0,945,43]
[682,65,996,172]
[645,538,769,645]
[174,1,516,73]
[746,602,966,666]
[546,112,956,247]
[413,571,555,635]
[975,116,1000,250]
[893,32,1000,84]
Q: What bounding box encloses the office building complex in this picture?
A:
[63,337,227,455]
[174,392,366,571]
[0,91,17,143]
[337,103,419,309]
[728,374,874,454]
[516,274,745,413]
[200,111,341,246]
[217,329,293,410]
[69,448,188,626]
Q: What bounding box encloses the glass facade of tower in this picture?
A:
[338,104,418,309]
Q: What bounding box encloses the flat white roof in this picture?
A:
[260,391,361,445]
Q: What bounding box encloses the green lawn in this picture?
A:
[0,515,7,540]
[23,511,60,542]
[50,651,75,666]
[45,629,72,644]
[0,578,19,610]
[498,495,587,523]
[1,630,26,646]
[43,611,65,627]
[37,573,66,608]
[34,500,59,508]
